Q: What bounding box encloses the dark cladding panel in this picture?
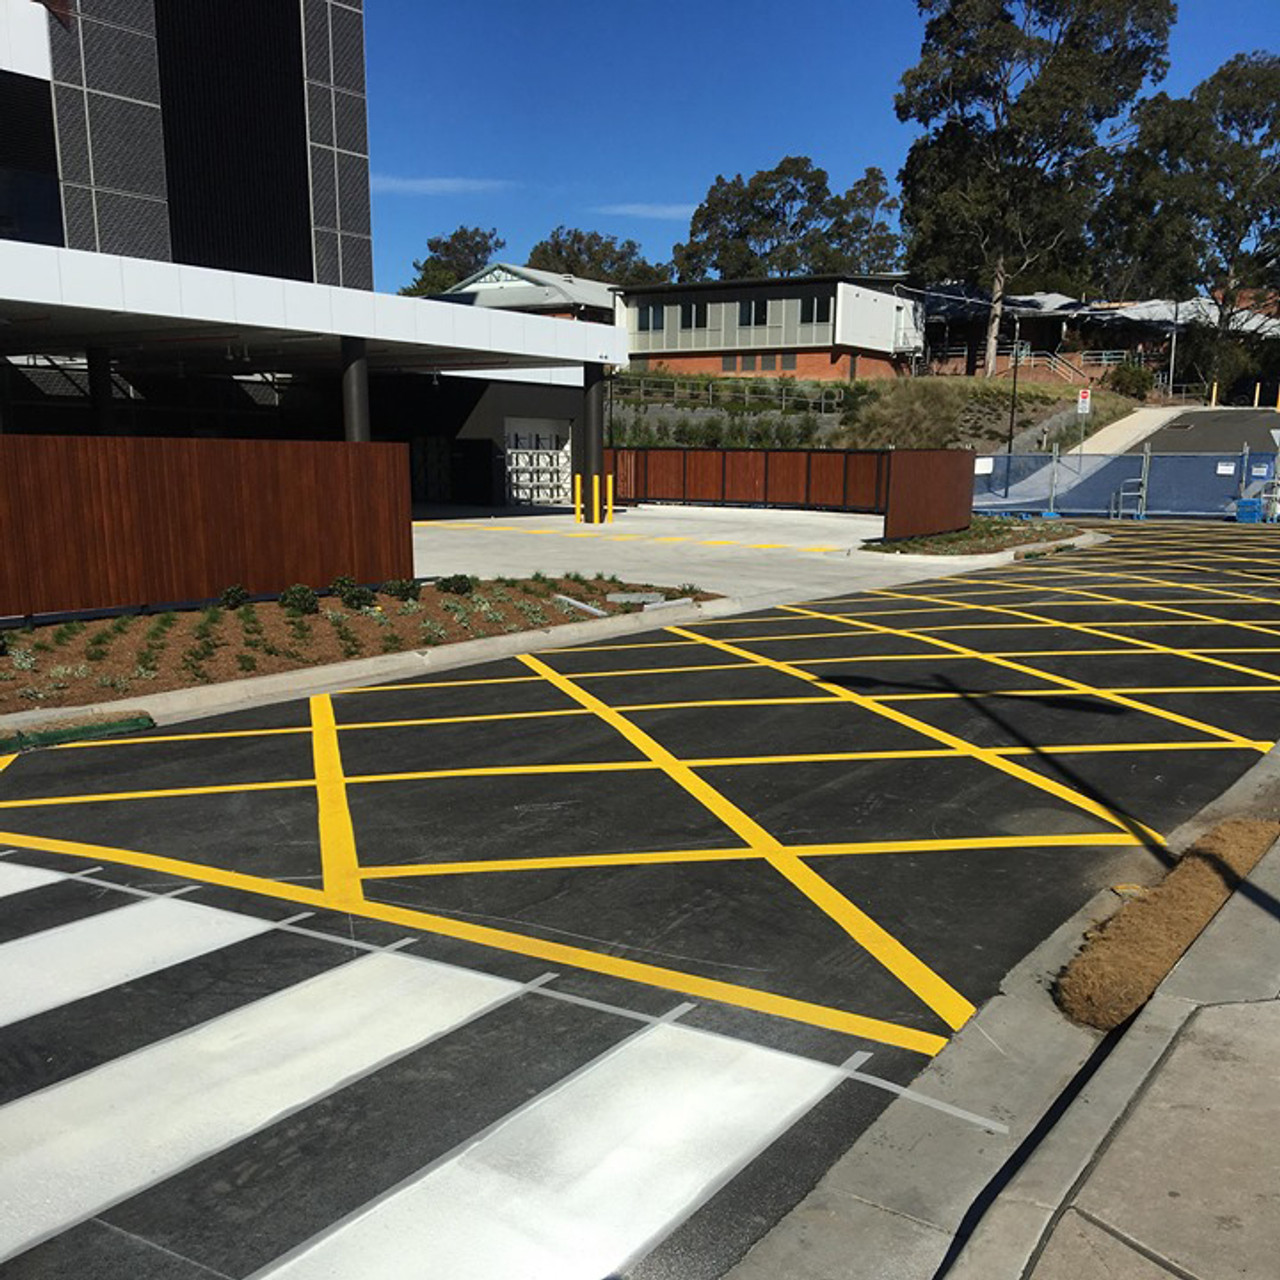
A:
[96,190,171,260]
[62,183,97,250]
[0,69,64,246]
[307,82,333,147]
[329,3,365,93]
[54,84,91,185]
[87,93,167,198]
[303,0,331,83]
[340,233,372,290]
[314,228,340,285]
[82,20,160,103]
[155,0,314,281]
[310,145,337,229]
[336,150,370,235]
[80,0,156,35]
[48,16,83,85]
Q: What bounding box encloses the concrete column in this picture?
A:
[87,347,113,434]
[581,361,605,522]
[341,336,371,443]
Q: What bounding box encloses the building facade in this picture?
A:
[0,0,372,287]
[625,276,924,380]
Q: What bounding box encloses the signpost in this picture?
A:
[1077,387,1091,451]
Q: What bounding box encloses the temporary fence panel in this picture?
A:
[0,436,412,618]
[972,451,1278,519]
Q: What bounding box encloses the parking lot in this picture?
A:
[2,521,1279,1277]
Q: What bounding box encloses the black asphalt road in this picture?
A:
[1130,408,1280,453]
[2,521,1280,1277]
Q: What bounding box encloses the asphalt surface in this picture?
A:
[1130,407,1280,454]
[3,522,1280,1277]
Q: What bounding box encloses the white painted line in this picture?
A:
[0,951,519,1262]
[257,1021,844,1280]
[0,896,275,1029]
[842,1065,1010,1134]
[0,862,64,899]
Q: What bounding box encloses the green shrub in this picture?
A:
[278,583,319,614]
[436,573,474,596]
[380,578,421,602]
[339,584,377,610]
[1108,363,1155,399]
[329,574,356,597]
[219,584,251,610]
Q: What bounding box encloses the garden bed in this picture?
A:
[0,574,710,713]
[864,516,1080,556]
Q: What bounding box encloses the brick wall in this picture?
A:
[633,348,908,381]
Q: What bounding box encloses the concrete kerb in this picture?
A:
[943,741,1280,1280]
[0,533,1097,736]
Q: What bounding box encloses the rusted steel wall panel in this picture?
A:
[883,449,975,540]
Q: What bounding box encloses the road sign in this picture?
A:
[1270,428,1280,449]
[1077,389,1092,415]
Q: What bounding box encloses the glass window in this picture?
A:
[800,296,832,324]
[761,353,776,371]
[680,301,708,330]
[781,352,797,371]
[740,354,756,372]
[738,298,768,327]
[637,304,664,332]
[721,355,736,372]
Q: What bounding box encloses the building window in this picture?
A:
[781,352,797,371]
[637,304,665,332]
[760,353,776,371]
[680,301,708,330]
[740,354,757,372]
[721,355,736,372]
[800,295,832,324]
[738,298,768,327]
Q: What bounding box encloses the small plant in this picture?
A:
[325,610,362,659]
[530,571,550,584]
[219,584,251,610]
[340,584,377,610]
[419,619,446,646]
[380,578,420,602]
[515,599,549,627]
[236,652,258,673]
[380,632,405,654]
[9,648,37,672]
[397,599,424,616]
[436,574,474,596]
[52,621,86,647]
[563,571,588,585]
[278,583,319,615]
[329,574,356,597]
[674,583,702,597]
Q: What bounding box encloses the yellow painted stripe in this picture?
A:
[0,755,14,775]
[339,676,540,694]
[55,727,313,750]
[0,779,311,809]
[347,761,659,785]
[309,694,363,910]
[520,652,977,1032]
[359,830,1144,881]
[0,829,946,1056]
[668,624,1162,846]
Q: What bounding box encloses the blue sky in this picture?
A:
[365,0,1280,293]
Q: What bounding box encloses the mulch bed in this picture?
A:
[1055,819,1280,1030]
[0,575,711,714]
[865,516,1079,556]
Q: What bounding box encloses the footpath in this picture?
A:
[950,836,1280,1280]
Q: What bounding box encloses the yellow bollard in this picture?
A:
[606,474,615,524]
[1255,382,1262,408]
[573,474,582,523]
[1210,381,1218,407]
[591,474,601,525]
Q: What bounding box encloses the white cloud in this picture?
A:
[371,175,515,195]
[593,202,696,220]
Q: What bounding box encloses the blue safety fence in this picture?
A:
[973,452,1277,519]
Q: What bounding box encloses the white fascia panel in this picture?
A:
[449,366,585,387]
[120,257,183,316]
[372,292,419,345]
[233,273,288,329]
[282,279,331,332]
[0,238,60,304]
[58,250,125,313]
[835,282,895,355]
[412,297,457,347]
[0,0,52,81]
[449,303,496,352]
[176,264,237,323]
[328,285,377,339]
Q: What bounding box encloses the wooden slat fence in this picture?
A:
[0,436,411,617]
[604,447,973,540]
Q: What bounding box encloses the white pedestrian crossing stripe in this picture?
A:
[257,1022,846,1280]
[0,895,274,1028]
[0,861,65,899]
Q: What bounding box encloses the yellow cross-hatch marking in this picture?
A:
[517,652,977,1034]
[310,694,363,911]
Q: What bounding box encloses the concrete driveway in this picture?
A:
[1,521,1278,1277]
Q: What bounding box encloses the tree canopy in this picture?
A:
[399,226,505,296]
[673,157,902,281]
[897,0,1176,371]
[525,226,670,284]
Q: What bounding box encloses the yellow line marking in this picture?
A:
[800,546,842,553]
[309,694,363,910]
[0,829,946,1056]
[359,831,1145,880]
[347,761,659,785]
[652,536,690,542]
[574,662,753,679]
[667,625,1162,844]
[55,727,313,750]
[747,543,789,550]
[519,652,977,1033]
[340,708,588,732]
[339,676,540,693]
[0,755,14,775]
[0,779,311,809]
[863,586,1280,735]
[701,540,740,546]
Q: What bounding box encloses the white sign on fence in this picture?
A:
[1077,389,1092,415]
[1216,461,1236,476]
[974,456,995,475]
[1252,465,1269,477]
